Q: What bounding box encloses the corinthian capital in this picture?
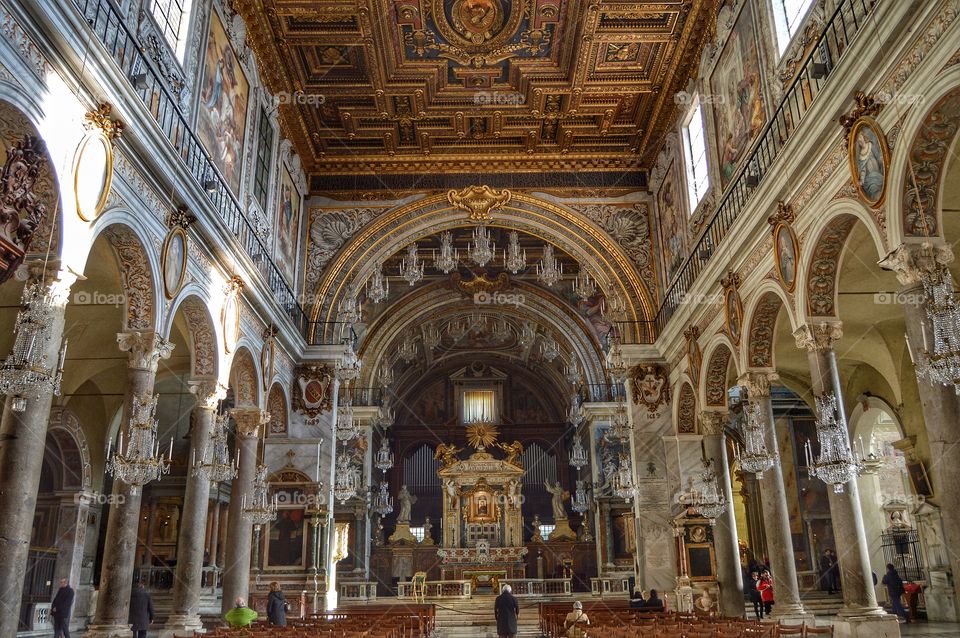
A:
[231,407,270,438]
[699,410,728,436]
[793,321,842,352]
[117,331,175,372]
[737,371,779,399]
[878,242,954,287]
[189,378,227,410]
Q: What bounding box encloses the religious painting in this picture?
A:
[847,117,889,208]
[221,283,240,354]
[465,480,498,523]
[723,285,743,346]
[709,0,766,189]
[260,327,276,392]
[656,159,686,284]
[275,164,301,286]
[197,9,249,195]
[160,226,188,299]
[907,460,933,497]
[773,221,799,293]
[266,508,306,568]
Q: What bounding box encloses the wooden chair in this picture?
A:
[802,626,834,637]
[774,623,804,637]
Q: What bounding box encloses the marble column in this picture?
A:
[220,407,266,615]
[209,497,221,568]
[794,322,898,637]
[738,371,810,621]
[87,331,174,638]
[700,410,744,617]
[163,380,226,636]
[880,242,960,621]
[0,268,74,637]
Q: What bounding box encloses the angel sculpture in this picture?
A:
[443,479,462,509]
[434,442,462,469]
[498,440,524,468]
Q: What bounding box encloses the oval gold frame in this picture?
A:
[222,295,240,354]
[161,226,189,300]
[847,116,889,209]
[260,337,275,392]
[73,130,114,222]
[724,287,744,346]
[773,222,800,294]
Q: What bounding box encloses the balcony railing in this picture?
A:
[581,382,626,403]
[72,0,308,335]
[654,0,878,334]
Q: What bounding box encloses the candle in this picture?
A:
[921,321,928,350]
[169,437,174,459]
[905,333,916,364]
[118,430,124,455]
[316,442,322,482]
[58,339,69,372]
[242,494,247,509]
[106,437,112,459]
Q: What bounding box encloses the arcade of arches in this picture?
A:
[0,0,958,637]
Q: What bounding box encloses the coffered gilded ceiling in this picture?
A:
[237,0,718,175]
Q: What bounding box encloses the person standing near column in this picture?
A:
[51,578,75,638]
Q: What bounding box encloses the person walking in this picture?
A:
[51,578,75,638]
[827,549,841,593]
[882,563,908,622]
[820,550,834,594]
[746,571,762,620]
[757,570,775,617]
[563,601,590,638]
[128,581,154,638]
[494,584,519,638]
[267,581,289,627]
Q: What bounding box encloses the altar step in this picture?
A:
[433,596,544,638]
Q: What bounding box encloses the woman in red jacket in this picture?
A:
[757,570,775,617]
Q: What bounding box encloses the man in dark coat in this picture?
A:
[51,578,75,638]
[494,584,519,638]
[128,581,154,638]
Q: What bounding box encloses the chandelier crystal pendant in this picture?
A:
[571,479,589,514]
[193,412,238,483]
[518,321,537,348]
[605,404,632,443]
[806,392,861,493]
[372,481,394,516]
[567,397,586,427]
[691,458,727,522]
[423,322,442,350]
[468,224,496,267]
[492,318,512,342]
[337,284,361,324]
[606,335,629,380]
[378,364,394,389]
[335,341,361,380]
[736,402,778,478]
[916,265,960,393]
[611,453,637,502]
[336,392,358,441]
[334,453,361,503]
[375,438,394,472]
[242,464,277,530]
[564,355,582,387]
[0,283,68,412]
[601,288,626,321]
[503,230,527,274]
[400,243,424,286]
[434,231,459,274]
[106,393,172,495]
[573,267,596,301]
[569,435,588,470]
[375,403,395,429]
[366,262,390,304]
[398,331,418,363]
[540,333,561,362]
[536,244,563,287]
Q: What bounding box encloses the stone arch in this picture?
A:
[165,287,220,380]
[742,283,797,371]
[229,346,261,407]
[46,407,92,492]
[267,383,289,436]
[700,336,738,408]
[675,381,697,434]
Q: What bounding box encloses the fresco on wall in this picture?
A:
[656,158,686,285]
[275,164,302,286]
[198,9,249,195]
[709,0,766,189]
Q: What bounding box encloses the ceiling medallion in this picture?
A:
[415,0,531,66]
[447,185,511,223]
[450,270,510,296]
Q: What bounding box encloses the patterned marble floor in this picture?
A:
[899,623,960,636]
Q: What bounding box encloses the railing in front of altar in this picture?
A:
[590,577,631,597]
[133,565,221,592]
[502,579,572,597]
[397,580,473,599]
[339,580,379,601]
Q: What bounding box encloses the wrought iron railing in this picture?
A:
[581,382,627,403]
[654,0,878,334]
[611,321,657,345]
[71,0,308,334]
[306,322,358,346]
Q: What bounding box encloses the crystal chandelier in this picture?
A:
[567,398,586,426]
[492,318,512,341]
[193,412,238,483]
[335,341,361,380]
[806,392,861,493]
[398,331,418,362]
[434,231,459,274]
[448,317,469,340]
[375,438,394,471]
[400,243,424,286]
[915,264,960,393]
[573,267,595,300]
[571,479,589,514]
[0,283,68,412]
[736,402,778,478]
[605,404,631,443]
[366,262,390,304]
[338,284,361,324]
[423,322,442,350]
[242,464,277,530]
[503,230,527,274]
[569,435,588,469]
[106,393,172,495]
[537,244,563,287]
[602,288,626,320]
[540,333,561,362]
[336,392,358,441]
[519,321,537,347]
[334,453,361,503]
[378,364,394,388]
[611,453,637,502]
[564,355,582,386]
[606,335,628,380]
[375,400,395,428]
[371,481,393,516]
[468,224,496,267]
[691,458,727,522]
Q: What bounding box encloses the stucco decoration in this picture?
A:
[181,297,217,378]
[230,348,259,406]
[267,383,288,435]
[677,382,697,434]
[567,202,657,295]
[104,226,156,331]
[703,345,732,407]
[805,215,856,317]
[747,292,783,369]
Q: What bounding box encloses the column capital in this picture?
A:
[23,261,78,305]
[230,407,269,438]
[737,371,779,399]
[117,331,174,372]
[189,379,227,410]
[699,410,728,436]
[879,241,954,287]
[793,321,842,353]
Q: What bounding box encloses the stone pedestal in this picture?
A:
[550,518,578,541]
[924,570,957,621]
[831,614,902,638]
[389,521,418,544]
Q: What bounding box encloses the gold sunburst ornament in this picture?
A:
[466,422,499,450]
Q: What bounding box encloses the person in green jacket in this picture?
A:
[224,597,258,628]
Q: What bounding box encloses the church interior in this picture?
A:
[0,0,958,636]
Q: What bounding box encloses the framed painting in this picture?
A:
[724,286,743,345]
[465,480,498,523]
[847,117,889,208]
[656,158,686,284]
[260,331,275,392]
[907,460,932,497]
[197,9,249,195]
[709,0,767,189]
[265,508,307,568]
[161,226,188,299]
[221,292,239,354]
[275,164,302,286]
[772,222,799,293]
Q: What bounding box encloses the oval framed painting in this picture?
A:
[221,294,240,354]
[847,117,889,209]
[72,130,114,222]
[773,222,800,293]
[260,336,275,392]
[160,226,188,300]
[724,287,743,346]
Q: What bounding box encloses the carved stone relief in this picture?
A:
[805,215,856,316]
[703,345,732,407]
[677,383,697,434]
[747,293,782,369]
[105,226,156,331]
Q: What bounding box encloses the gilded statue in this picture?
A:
[434,442,462,468]
[498,440,523,468]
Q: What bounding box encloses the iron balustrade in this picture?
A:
[306,322,358,346]
[72,0,307,334]
[581,382,627,403]
[611,321,657,345]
